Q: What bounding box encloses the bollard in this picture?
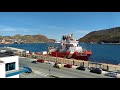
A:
[63,59,65,63]
[88,62,89,68]
[73,60,75,65]
[107,65,109,71]
[83,61,84,67]
[65,59,66,64]
[99,64,102,68]
[35,55,36,59]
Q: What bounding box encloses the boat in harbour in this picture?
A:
[47,34,92,61]
[55,41,61,44]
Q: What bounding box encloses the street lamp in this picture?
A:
[56,52,57,63]
[48,54,52,76]
[49,61,52,76]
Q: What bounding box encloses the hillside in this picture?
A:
[79,27,120,43]
[1,34,55,43]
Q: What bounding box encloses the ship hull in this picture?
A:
[50,51,92,61]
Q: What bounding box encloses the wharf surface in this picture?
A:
[24,53,120,72]
[19,57,111,78]
[0,46,29,55]
[1,46,120,72]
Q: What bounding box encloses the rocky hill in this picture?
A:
[79,27,120,43]
[1,34,55,43]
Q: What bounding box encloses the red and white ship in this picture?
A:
[48,34,92,61]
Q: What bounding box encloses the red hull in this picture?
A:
[50,51,92,61]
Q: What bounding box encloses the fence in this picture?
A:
[20,53,120,72]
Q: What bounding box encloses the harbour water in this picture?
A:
[0,43,120,65]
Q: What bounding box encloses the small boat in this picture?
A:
[48,34,92,61]
[55,41,61,43]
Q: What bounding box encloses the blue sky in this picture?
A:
[0,12,120,40]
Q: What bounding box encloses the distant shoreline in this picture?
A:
[101,42,120,45]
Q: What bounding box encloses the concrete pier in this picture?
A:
[2,47,29,56]
[3,47,120,72]
[25,54,120,72]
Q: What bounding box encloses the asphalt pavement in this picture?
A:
[19,57,112,78]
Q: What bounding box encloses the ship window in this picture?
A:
[6,62,15,71]
[66,44,73,47]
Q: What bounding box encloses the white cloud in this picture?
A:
[71,30,93,39]
[73,30,91,36]
[0,28,17,32]
[0,25,36,36]
[0,26,17,32]
[0,25,94,40]
[73,30,91,34]
[46,25,93,40]
[59,29,91,38]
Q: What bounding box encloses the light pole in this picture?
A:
[49,61,52,76]
[56,52,57,63]
[48,55,52,76]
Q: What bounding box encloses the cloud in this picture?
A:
[59,29,91,38]
[0,28,17,32]
[71,30,93,39]
[73,30,91,34]
[0,25,36,36]
[45,25,93,40]
[47,25,91,35]
[0,24,93,40]
[0,26,17,32]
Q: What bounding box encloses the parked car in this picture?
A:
[90,67,102,74]
[76,66,87,71]
[31,61,38,64]
[23,66,32,73]
[105,72,120,78]
[37,59,44,63]
[53,62,63,69]
[64,64,72,68]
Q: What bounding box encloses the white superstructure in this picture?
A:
[59,34,83,52]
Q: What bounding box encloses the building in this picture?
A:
[0,53,19,78]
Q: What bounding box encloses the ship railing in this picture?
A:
[76,51,87,56]
[83,48,91,52]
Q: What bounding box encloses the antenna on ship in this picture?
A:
[71,33,73,37]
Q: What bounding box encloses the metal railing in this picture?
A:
[19,53,120,72]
